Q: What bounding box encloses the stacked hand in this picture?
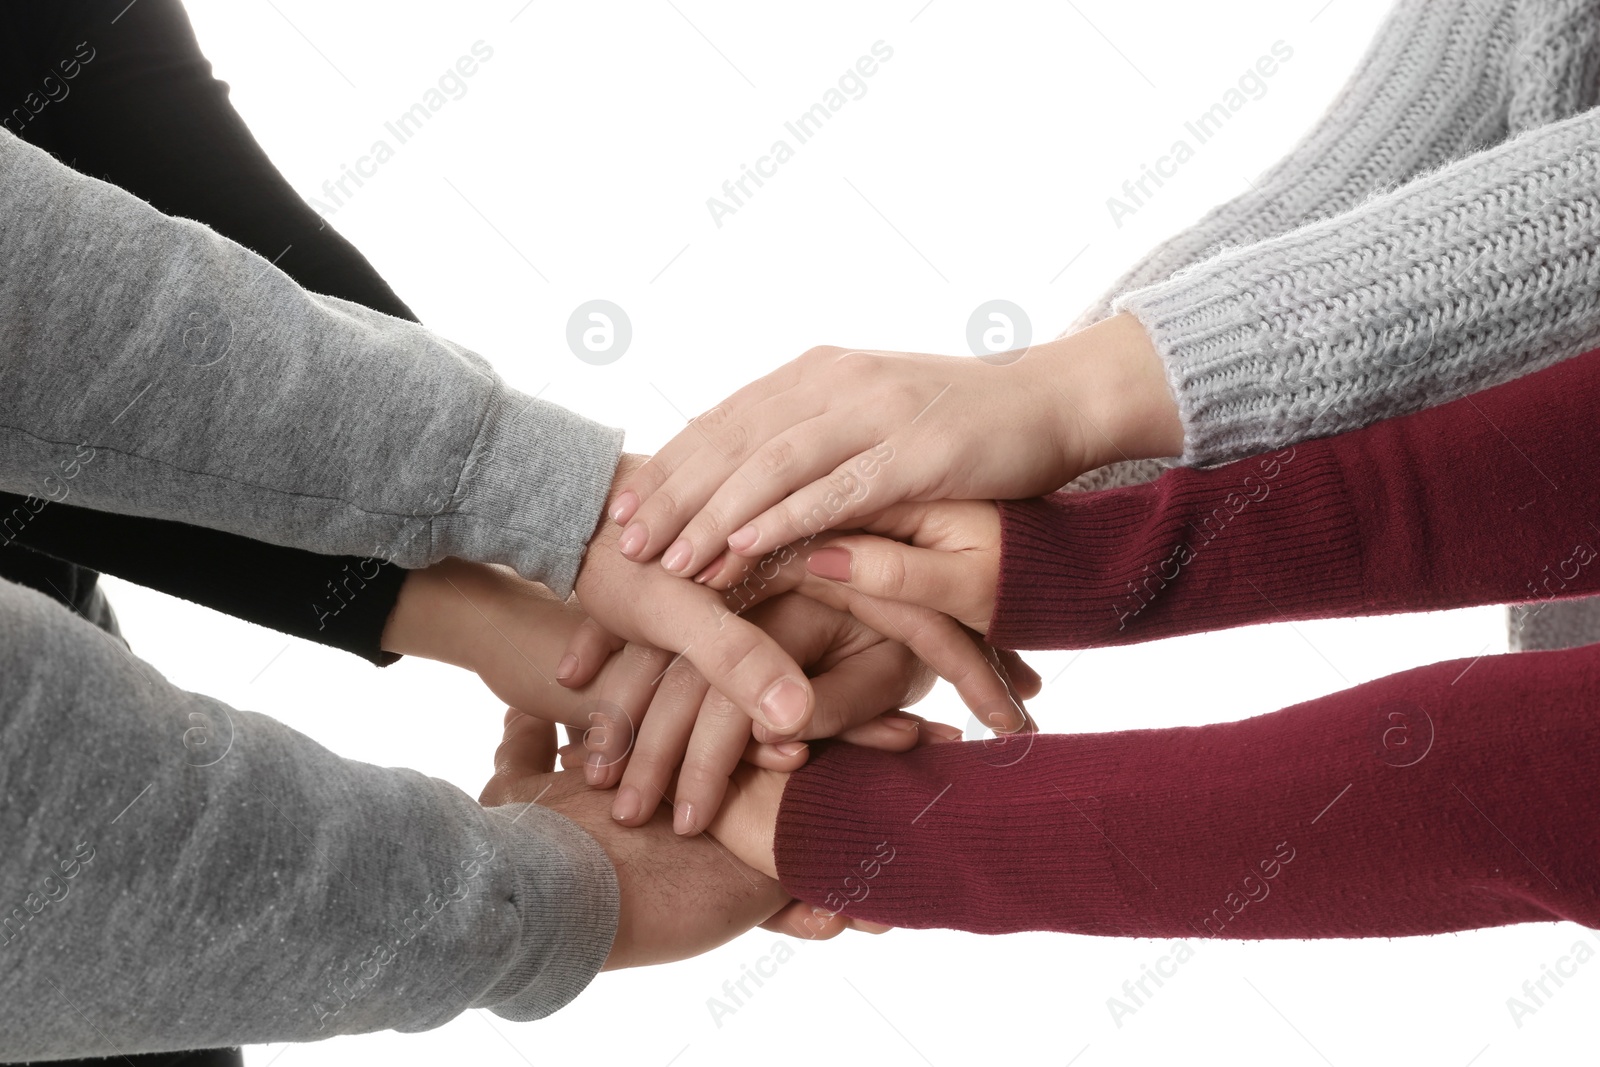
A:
[417,312,1178,969]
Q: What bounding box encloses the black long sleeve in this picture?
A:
[0,0,420,662]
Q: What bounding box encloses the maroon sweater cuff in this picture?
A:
[989,344,1600,650]
[777,646,1600,938]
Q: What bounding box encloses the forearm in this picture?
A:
[990,343,1600,650]
[776,646,1600,938]
[1113,102,1600,467]
[0,129,620,596]
[1,492,409,664]
[0,580,616,1059]
[381,558,639,730]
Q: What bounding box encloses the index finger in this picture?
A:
[612,358,814,524]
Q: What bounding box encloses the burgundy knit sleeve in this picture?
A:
[987,345,1600,650]
[775,645,1600,938]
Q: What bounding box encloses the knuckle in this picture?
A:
[631,457,670,494]
[800,344,846,367]
[787,496,836,540]
[703,626,763,683]
[831,348,877,375]
[696,401,735,433]
[754,438,799,481]
[622,755,671,796]
[686,501,733,543]
[675,759,727,794]
[713,418,750,461]
[640,484,681,524]
[655,662,705,704]
[868,551,909,598]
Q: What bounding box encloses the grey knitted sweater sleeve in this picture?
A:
[0,128,622,598]
[0,578,617,1058]
[1065,0,1600,472]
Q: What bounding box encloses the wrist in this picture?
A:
[382,558,567,674]
[1021,312,1183,473]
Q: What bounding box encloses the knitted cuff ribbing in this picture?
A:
[1112,107,1600,470]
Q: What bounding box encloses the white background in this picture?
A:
[94,1,1593,1064]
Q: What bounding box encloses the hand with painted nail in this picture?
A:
[565,518,1035,738]
[683,526,1037,731]
[606,312,1181,578]
[798,499,1002,634]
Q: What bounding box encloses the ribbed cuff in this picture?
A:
[988,444,1362,650]
[1113,106,1600,471]
[474,802,618,1022]
[775,741,1136,935]
[1113,274,1288,468]
[436,384,623,598]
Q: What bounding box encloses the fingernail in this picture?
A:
[882,715,919,732]
[610,491,639,525]
[584,751,605,786]
[727,525,759,553]
[612,785,641,822]
[759,677,809,732]
[555,653,578,682]
[673,801,697,835]
[557,743,580,768]
[926,722,964,742]
[775,741,808,757]
[693,554,725,584]
[619,523,647,558]
[662,538,693,574]
[807,547,851,582]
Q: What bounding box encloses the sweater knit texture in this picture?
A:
[777,646,1600,938]
[1061,0,1600,650]
[988,344,1600,650]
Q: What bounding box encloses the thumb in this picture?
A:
[493,708,559,778]
[804,535,987,630]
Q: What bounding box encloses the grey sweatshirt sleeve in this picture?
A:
[0,579,617,1059]
[0,128,621,597]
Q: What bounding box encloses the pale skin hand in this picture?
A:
[575,453,823,739]
[379,556,676,739]
[599,592,955,837]
[687,525,1039,727]
[563,456,1037,736]
[381,558,973,829]
[382,556,825,792]
[607,312,1182,578]
[798,500,1003,634]
[706,761,788,880]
